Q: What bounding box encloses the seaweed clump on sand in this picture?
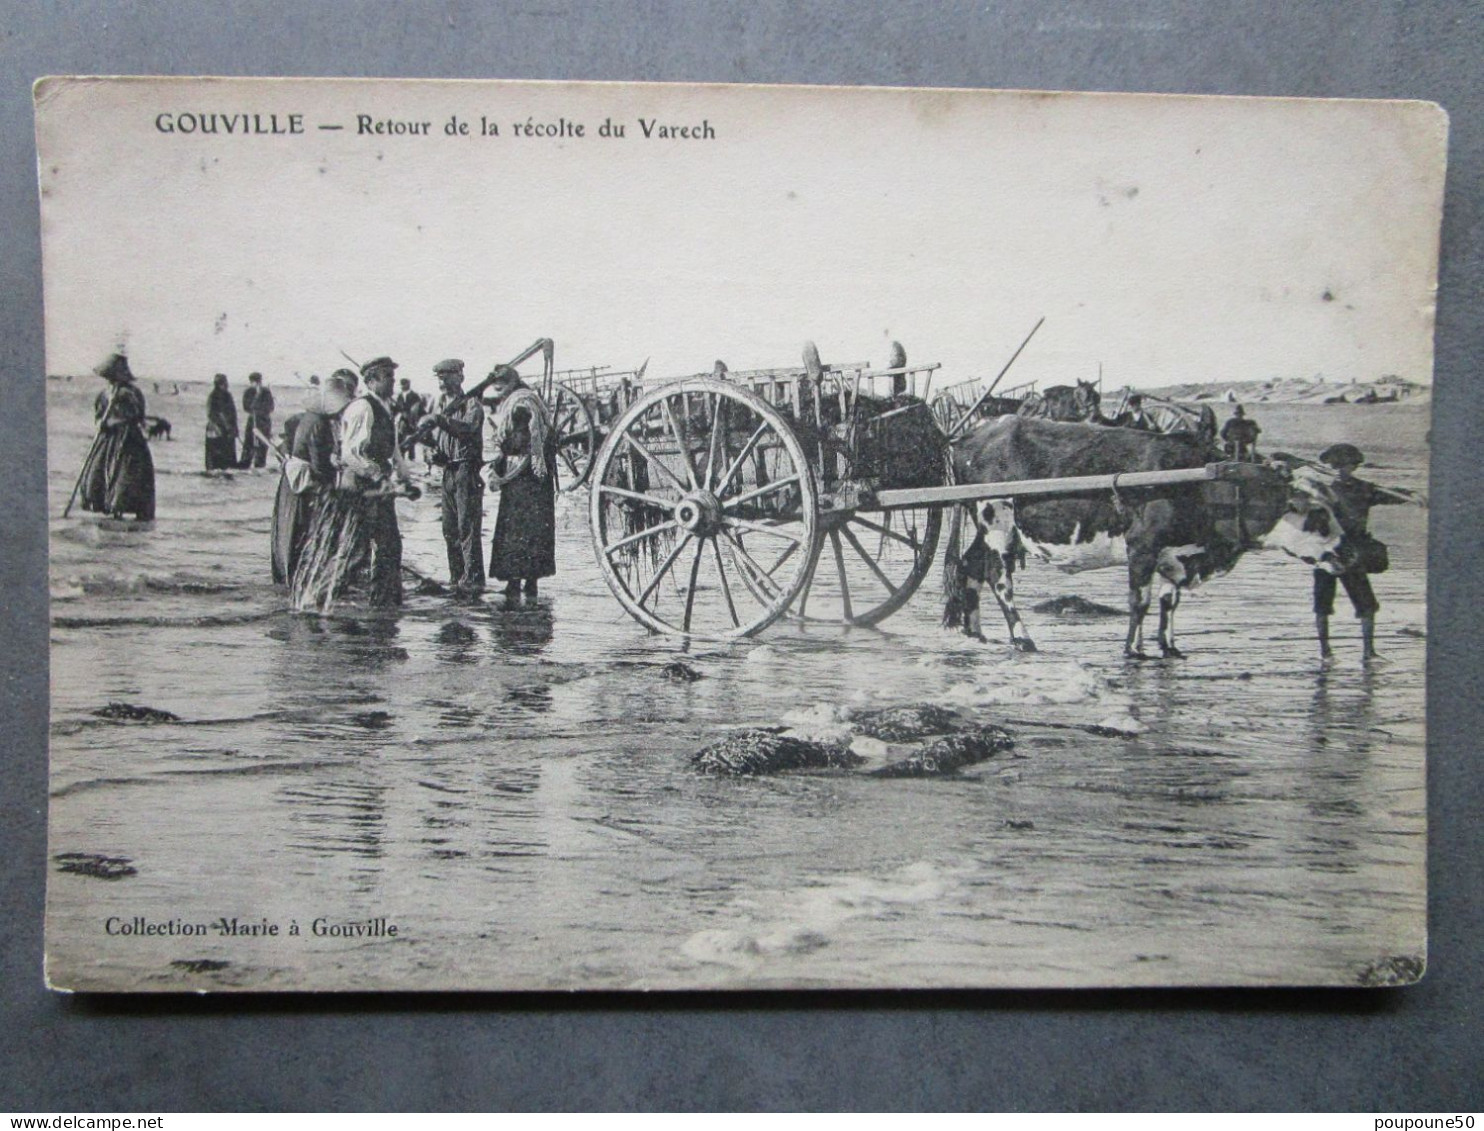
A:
[93,702,180,724]
[54,852,138,880]
[1031,595,1124,618]
[661,660,704,683]
[171,959,231,974]
[692,728,863,776]
[849,704,965,742]
[872,724,1015,778]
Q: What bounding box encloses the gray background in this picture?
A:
[2,0,1480,1112]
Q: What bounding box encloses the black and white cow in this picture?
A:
[948,415,1343,658]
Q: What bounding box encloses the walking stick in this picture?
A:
[62,385,121,518]
[254,426,287,463]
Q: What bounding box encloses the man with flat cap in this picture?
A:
[339,356,413,607]
[424,358,486,595]
[1312,442,1410,660]
[239,371,276,470]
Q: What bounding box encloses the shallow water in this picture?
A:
[45,381,1428,990]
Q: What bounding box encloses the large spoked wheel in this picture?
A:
[590,379,820,639]
[735,505,942,627]
[551,381,598,492]
[931,393,960,432]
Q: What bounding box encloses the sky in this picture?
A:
[35,78,1447,394]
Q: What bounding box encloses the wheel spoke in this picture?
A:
[622,431,689,494]
[661,397,699,489]
[765,538,801,576]
[840,522,899,595]
[797,555,816,617]
[598,483,673,509]
[681,537,705,633]
[720,530,783,598]
[605,518,680,556]
[850,513,921,551]
[716,421,770,496]
[723,474,800,512]
[711,537,740,627]
[636,532,693,608]
[830,530,854,622]
[723,517,804,543]
[705,393,727,491]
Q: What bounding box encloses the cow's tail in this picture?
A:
[940,450,970,630]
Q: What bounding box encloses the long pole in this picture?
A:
[948,316,1045,439]
[875,461,1274,509]
[401,337,554,455]
[62,385,121,518]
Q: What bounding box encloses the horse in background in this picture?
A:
[1018,379,1101,423]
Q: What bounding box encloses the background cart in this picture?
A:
[546,363,648,492]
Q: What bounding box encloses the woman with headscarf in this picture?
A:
[78,353,155,522]
[204,373,238,471]
[486,364,557,604]
[272,371,354,586]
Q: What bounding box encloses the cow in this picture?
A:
[946,414,1341,658]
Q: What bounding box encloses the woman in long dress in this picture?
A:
[204,373,238,471]
[271,375,352,586]
[78,354,155,522]
[486,366,557,603]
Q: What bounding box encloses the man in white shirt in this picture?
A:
[339,356,412,606]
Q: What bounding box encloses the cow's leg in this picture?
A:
[1156,580,1184,659]
[1125,581,1155,659]
[962,582,984,640]
[1124,523,1164,660]
[987,550,1036,652]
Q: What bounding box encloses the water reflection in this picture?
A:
[434,618,481,666]
[490,603,554,658]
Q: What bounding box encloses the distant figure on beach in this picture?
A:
[1222,405,1261,461]
[239,372,275,469]
[487,363,557,606]
[1312,443,1409,661]
[78,354,155,522]
[393,377,429,463]
[204,373,238,471]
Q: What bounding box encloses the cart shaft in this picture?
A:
[874,461,1275,509]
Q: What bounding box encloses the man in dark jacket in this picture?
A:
[1221,404,1261,461]
[1312,443,1408,660]
[239,372,276,469]
[425,359,486,595]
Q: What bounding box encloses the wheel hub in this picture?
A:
[675,491,724,537]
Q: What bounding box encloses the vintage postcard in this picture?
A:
[36,77,1444,991]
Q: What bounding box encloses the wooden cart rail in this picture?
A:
[873,460,1274,510]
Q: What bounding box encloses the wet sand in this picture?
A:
[45,382,1427,990]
